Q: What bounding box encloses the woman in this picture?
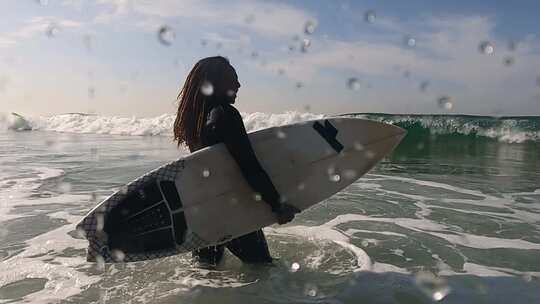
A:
[173,56,299,265]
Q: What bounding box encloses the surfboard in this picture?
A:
[76,118,406,263]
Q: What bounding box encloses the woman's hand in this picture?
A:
[274,203,301,225]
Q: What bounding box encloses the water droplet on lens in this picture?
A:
[508,40,517,51]
[216,42,222,49]
[45,139,55,147]
[290,262,300,272]
[479,41,494,55]
[226,89,235,97]
[361,240,369,247]
[288,44,296,52]
[364,10,376,23]
[297,182,306,191]
[347,77,361,90]
[296,82,304,89]
[304,284,318,297]
[244,14,255,24]
[251,51,259,58]
[200,81,214,96]
[415,271,451,302]
[301,39,311,53]
[304,20,316,35]
[420,80,430,92]
[88,87,95,99]
[58,182,72,193]
[277,68,285,75]
[83,34,92,51]
[354,142,364,151]
[503,56,515,66]
[403,70,411,78]
[111,249,125,262]
[95,255,105,271]
[404,35,416,48]
[157,25,175,46]
[46,23,59,38]
[200,39,207,47]
[253,193,262,201]
[276,130,287,139]
[202,169,210,178]
[330,174,341,182]
[522,272,533,282]
[437,96,453,110]
[365,150,375,159]
[343,169,357,179]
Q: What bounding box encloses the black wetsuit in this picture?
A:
[188,98,281,264]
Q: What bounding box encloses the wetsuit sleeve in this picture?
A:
[207,106,282,212]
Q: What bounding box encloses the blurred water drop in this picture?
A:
[416,142,425,150]
[330,174,341,182]
[95,255,105,272]
[83,34,92,51]
[297,182,306,191]
[303,104,311,112]
[200,81,214,96]
[437,96,453,110]
[119,186,128,195]
[216,42,223,49]
[347,77,361,90]
[403,70,411,78]
[88,87,95,99]
[251,51,259,59]
[90,192,98,202]
[90,147,98,155]
[361,240,369,247]
[304,20,316,35]
[404,35,416,48]
[200,39,208,47]
[503,56,515,67]
[111,249,125,262]
[288,44,295,52]
[46,23,59,38]
[75,227,86,239]
[364,10,376,23]
[508,40,517,51]
[300,38,311,53]
[419,80,430,92]
[354,142,364,151]
[157,25,175,46]
[226,89,235,97]
[304,284,318,297]
[479,41,494,55]
[290,262,300,272]
[276,130,287,139]
[58,182,72,193]
[44,139,55,147]
[244,14,255,24]
[202,169,210,178]
[253,193,262,201]
[230,197,238,205]
[295,82,304,89]
[277,68,285,76]
[365,150,375,159]
[522,272,533,283]
[96,213,104,231]
[0,76,8,92]
[343,169,357,179]
[415,271,451,302]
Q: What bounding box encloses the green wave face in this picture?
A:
[342,113,540,144]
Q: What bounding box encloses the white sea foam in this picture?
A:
[1,112,324,137]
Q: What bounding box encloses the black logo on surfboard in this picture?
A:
[313,120,344,153]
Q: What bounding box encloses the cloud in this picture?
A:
[0,16,83,47]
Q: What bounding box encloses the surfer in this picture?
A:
[173,56,300,265]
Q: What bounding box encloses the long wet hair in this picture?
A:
[173,56,231,149]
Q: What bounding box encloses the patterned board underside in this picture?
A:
[76,159,210,263]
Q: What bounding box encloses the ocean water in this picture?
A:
[0,112,539,303]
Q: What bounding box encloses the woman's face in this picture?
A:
[219,65,241,104]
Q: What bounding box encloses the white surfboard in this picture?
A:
[76,118,405,262]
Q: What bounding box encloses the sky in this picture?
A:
[1,0,540,117]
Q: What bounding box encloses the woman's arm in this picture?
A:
[207,105,282,212]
